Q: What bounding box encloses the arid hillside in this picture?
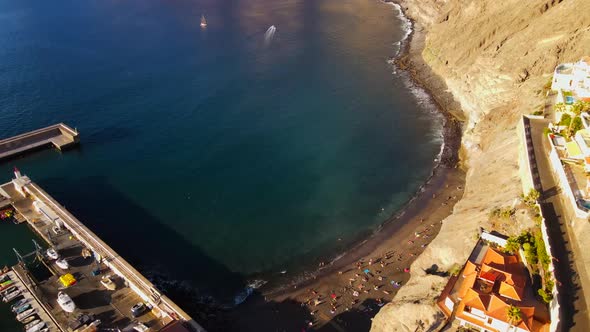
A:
[371,0,590,330]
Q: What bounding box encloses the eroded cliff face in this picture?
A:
[372,1,590,331]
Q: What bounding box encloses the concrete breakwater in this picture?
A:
[0,123,79,161]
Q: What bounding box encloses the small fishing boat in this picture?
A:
[200,14,207,28]
[16,308,36,322]
[46,248,59,260]
[0,279,14,291]
[14,303,31,314]
[100,275,116,291]
[26,321,46,332]
[56,258,69,270]
[1,284,17,295]
[11,298,28,311]
[0,273,10,282]
[57,292,75,313]
[24,318,40,330]
[21,315,37,325]
[4,289,22,302]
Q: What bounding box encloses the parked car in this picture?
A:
[131,303,148,318]
[133,322,149,332]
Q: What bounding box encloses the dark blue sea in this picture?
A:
[0,0,442,328]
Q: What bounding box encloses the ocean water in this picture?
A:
[0,0,442,319]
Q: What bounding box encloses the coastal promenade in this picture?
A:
[0,123,79,161]
[0,169,206,332]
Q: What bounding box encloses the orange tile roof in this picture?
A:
[439,246,550,332]
[482,247,506,266]
[499,281,523,301]
[457,270,478,299]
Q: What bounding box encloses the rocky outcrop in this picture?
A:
[372,0,590,331]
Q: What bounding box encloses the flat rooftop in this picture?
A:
[556,63,574,75]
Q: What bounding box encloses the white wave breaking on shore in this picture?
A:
[384,1,445,162]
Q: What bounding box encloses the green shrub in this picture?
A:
[572,100,590,115]
[559,113,571,126]
[448,264,462,277]
[538,288,553,303]
[523,189,540,206]
[490,207,515,219]
[543,77,553,91]
[546,279,555,293]
[543,127,552,136]
[571,116,584,133]
[505,237,521,254]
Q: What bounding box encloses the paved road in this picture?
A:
[528,117,590,331]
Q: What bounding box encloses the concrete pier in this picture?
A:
[0,123,79,161]
[0,171,206,332]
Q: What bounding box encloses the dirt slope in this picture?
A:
[371,0,590,331]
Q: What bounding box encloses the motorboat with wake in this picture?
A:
[57,291,76,313]
[264,25,276,42]
[56,258,69,270]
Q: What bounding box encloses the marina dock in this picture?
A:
[0,169,205,332]
[0,123,79,161]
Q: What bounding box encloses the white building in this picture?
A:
[552,57,590,100]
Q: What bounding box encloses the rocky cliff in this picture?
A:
[371,0,590,330]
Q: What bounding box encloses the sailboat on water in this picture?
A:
[200,15,207,28]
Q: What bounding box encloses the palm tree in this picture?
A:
[506,305,522,325]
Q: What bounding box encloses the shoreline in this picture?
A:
[226,2,467,330]
[259,0,464,298]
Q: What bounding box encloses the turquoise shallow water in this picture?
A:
[0,0,442,315]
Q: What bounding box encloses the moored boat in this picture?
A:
[0,279,14,291]
[46,248,59,260]
[11,298,28,311]
[24,318,40,330]
[57,291,75,313]
[4,289,22,302]
[200,14,207,28]
[56,258,69,270]
[26,321,46,332]
[21,315,37,325]
[14,303,31,314]
[1,284,17,295]
[100,275,116,290]
[16,308,36,322]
